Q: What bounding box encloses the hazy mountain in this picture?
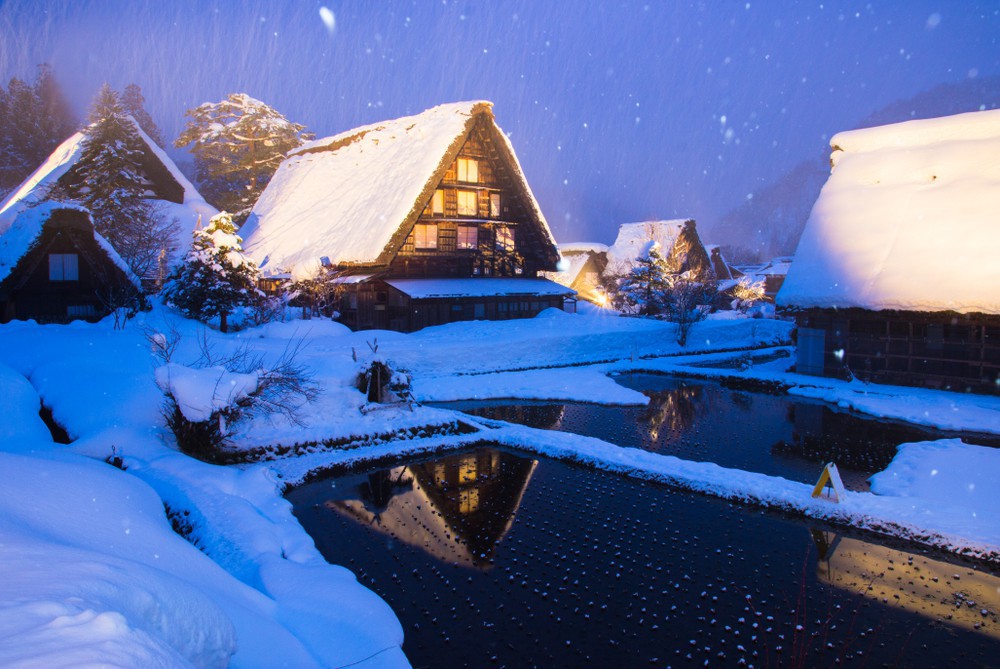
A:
[711,75,1000,264]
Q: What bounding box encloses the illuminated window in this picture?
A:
[495,225,515,251]
[413,223,437,249]
[457,190,477,216]
[459,488,480,514]
[457,225,478,249]
[430,189,444,214]
[489,192,501,218]
[49,254,79,281]
[457,157,479,183]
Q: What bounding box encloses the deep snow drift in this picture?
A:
[1,305,998,666]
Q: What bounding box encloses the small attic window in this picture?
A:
[457,158,479,184]
[49,254,79,281]
[431,189,445,214]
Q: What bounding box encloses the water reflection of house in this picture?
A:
[327,449,536,569]
[813,531,1000,640]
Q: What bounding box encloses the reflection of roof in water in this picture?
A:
[815,533,1000,640]
[327,449,537,570]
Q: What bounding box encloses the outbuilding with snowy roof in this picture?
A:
[242,101,571,331]
[777,109,1000,394]
[0,116,217,287]
[0,203,144,323]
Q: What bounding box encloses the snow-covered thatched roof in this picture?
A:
[544,242,609,287]
[778,109,1000,315]
[0,117,217,269]
[241,101,556,280]
[606,219,699,274]
[0,202,141,289]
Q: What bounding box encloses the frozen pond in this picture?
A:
[436,374,993,491]
[289,446,1000,668]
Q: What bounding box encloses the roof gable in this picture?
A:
[0,202,141,289]
[243,101,557,279]
[778,109,1000,315]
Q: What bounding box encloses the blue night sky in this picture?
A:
[1,1,998,245]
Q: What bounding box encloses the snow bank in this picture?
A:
[779,108,1000,314]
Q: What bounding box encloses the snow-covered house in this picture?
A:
[0,117,217,286]
[777,109,1000,394]
[242,101,571,332]
[541,243,610,305]
[0,203,143,323]
[605,219,715,281]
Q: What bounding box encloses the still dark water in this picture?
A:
[437,374,991,491]
[289,446,1000,668]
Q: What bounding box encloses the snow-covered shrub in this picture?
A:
[731,275,766,314]
[151,332,318,460]
[162,211,264,333]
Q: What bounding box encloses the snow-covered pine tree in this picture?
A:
[175,93,312,219]
[61,83,176,282]
[121,83,164,146]
[617,241,671,316]
[163,211,263,333]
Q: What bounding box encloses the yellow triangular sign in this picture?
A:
[811,462,846,503]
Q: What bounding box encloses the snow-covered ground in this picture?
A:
[1,306,998,666]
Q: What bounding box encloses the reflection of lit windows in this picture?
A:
[457,158,479,183]
[49,253,79,281]
[459,459,477,482]
[459,488,480,514]
[489,192,501,218]
[431,189,444,214]
[457,190,477,216]
[495,225,515,251]
[457,225,478,250]
[413,223,438,249]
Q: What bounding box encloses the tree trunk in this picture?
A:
[220,311,228,333]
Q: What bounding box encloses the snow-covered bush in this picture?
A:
[162,211,264,333]
[152,332,318,460]
[731,275,767,314]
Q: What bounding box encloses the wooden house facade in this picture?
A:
[0,117,217,289]
[0,204,144,323]
[778,109,1000,395]
[243,101,572,332]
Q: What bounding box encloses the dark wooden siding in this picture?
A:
[792,308,1000,395]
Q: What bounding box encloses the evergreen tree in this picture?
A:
[175,93,311,219]
[121,83,163,146]
[0,65,76,196]
[618,242,671,316]
[163,211,263,333]
[62,83,176,281]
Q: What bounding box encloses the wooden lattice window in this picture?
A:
[49,254,79,281]
[457,190,478,216]
[457,158,479,184]
[413,223,438,249]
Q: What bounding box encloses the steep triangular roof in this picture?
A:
[0,117,217,269]
[0,202,141,289]
[242,101,557,279]
[778,109,1000,315]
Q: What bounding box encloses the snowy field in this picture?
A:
[1,305,999,667]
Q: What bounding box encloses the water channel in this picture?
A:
[288,377,1000,668]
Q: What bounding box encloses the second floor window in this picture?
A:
[457,225,478,250]
[457,157,479,183]
[413,223,438,249]
[431,189,444,214]
[495,225,515,252]
[49,253,79,281]
[457,190,478,216]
